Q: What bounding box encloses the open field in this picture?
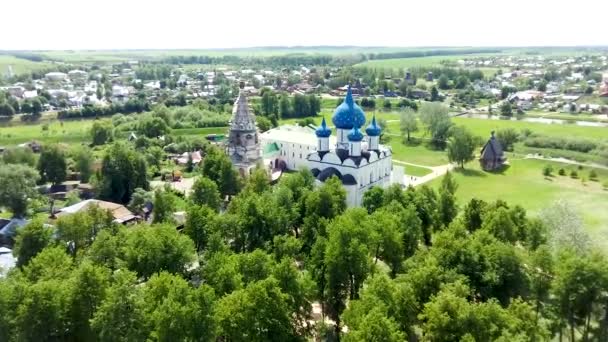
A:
[428,158,608,244]
[354,54,496,69]
[451,117,608,141]
[0,119,226,146]
[0,55,55,75]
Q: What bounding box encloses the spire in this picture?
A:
[315,117,332,138]
[366,113,382,136]
[345,84,354,106]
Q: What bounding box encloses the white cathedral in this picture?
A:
[260,86,394,207]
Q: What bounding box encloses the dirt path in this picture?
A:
[523,154,608,171]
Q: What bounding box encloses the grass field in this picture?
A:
[429,158,608,244]
[451,117,608,141]
[0,55,55,75]
[0,119,227,146]
[354,54,495,69]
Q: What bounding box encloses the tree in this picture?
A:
[495,128,519,151]
[367,209,404,276]
[362,186,385,213]
[446,126,476,168]
[261,90,278,116]
[325,209,371,336]
[279,95,292,118]
[462,198,487,232]
[430,86,439,101]
[455,75,469,89]
[437,172,458,228]
[256,116,272,132]
[190,176,221,211]
[437,74,450,90]
[2,146,36,166]
[0,102,15,116]
[0,164,39,217]
[201,146,240,197]
[69,261,111,341]
[142,272,217,342]
[12,220,52,267]
[540,200,590,253]
[152,187,176,224]
[37,144,67,185]
[552,251,607,341]
[72,146,94,182]
[121,224,195,279]
[420,102,452,149]
[216,278,297,342]
[98,143,148,204]
[344,307,405,342]
[90,120,114,146]
[242,167,270,194]
[399,108,418,142]
[481,207,518,243]
[91,271,148,342]
[137,116,170,138]
[500,101,513,117]
[128,188,153,214]
[184,204,216,252]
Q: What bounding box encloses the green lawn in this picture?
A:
[0,119,227,146]
[428,158,608,244]
[0,55,55,76]
[452,117,608,141]
[388,138,448,167]
[396,163,433,177]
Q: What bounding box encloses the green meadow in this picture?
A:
[429,158,608,245]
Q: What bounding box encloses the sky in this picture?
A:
[1,0,607,50]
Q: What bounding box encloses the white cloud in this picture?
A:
[1,0,606,50]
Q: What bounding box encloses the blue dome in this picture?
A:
[347,127,364,142]
[365,114,382,136]
[332,86,366,130]
[315,117,332,138]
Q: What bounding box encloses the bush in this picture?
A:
[558,168,566,176]
[542,165,553,177]
[523,136,597,153]
[589,170,598,181]
[570,170,578,179]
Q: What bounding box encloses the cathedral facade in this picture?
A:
[307,87,393,206]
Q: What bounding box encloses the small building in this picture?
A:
[45,72,68,82]
[57,199,139,224]
[479,131,507,171]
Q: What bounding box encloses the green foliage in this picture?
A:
[184,204,216,252]
[495,128,519,151]
[500,101,513,116]
[37,144,67,185]
[201,146,240,197]
[420,102,452,149]
[0,163,39,217]
[1,146,36,166]
[98,142,148,204]
[216,278,297,342]
[399,107,418,142]
[543,164,553,177]
[72,146,94,182]
[152,187,177,224]
[190,176,221,210]
[90,120,114,146]
[558,168,566,176]
[447,126,477,168]
[121,224,195,279]
[13,220,52,267]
